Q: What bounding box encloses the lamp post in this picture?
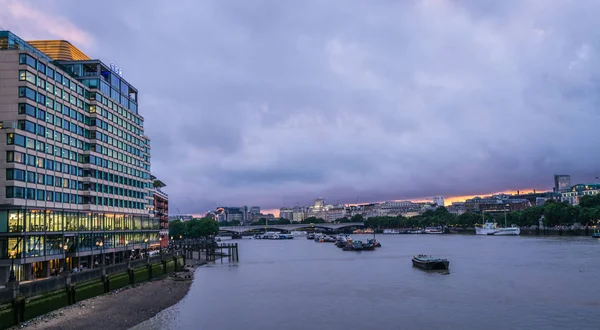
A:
[144,237,149,263]
[8,249,17,282]
[99,239,104,266]
[63,244,69,272]
[125,239,129,261]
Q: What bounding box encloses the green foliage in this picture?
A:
[578,194,600,208]
[350,214,364,222]
[361,201,600,229]
[186,218,220,238]
[170,218,220,239]
[169,219,185,239]
[301,217,326,224]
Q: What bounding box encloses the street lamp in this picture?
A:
[98,239,104,266]
[63,244,70,272]
[125,239,129,260]
[8,249,17,282]
[144,237,149,261]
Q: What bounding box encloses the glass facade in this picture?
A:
[0,209,159,260]
[0,31,158,280]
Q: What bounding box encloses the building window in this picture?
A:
[18,86,36,101]
[19,53,36,68]
[19,70,36,85]
[25,188,35,200]
[18,103,36,116]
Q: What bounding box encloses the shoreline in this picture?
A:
[12,267,197,330]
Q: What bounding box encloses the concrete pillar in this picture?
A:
[23,263,32,281]
[0,265,9,284]
[111,252,115,265]
[42,261,50,278]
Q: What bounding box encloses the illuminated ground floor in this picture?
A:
[0,207,161,284]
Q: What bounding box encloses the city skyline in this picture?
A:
[3,0,600,214]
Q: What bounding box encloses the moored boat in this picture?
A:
[383,229,400,234]
[592,232,600,238]
[366,238,381,248]
[342,241,365,251]
[476,222,520,236]
[424,227,443,234]
[411,255,449,270]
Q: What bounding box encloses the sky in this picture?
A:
[2,0,600,214]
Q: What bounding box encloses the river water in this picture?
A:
[132,235,600,330]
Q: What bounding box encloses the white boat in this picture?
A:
[383,229,400,234]
[261,231,280,239]
[291,231,307,237]
[424,227,443,234]
[476,222,520,236]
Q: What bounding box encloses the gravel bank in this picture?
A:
[13,270,194,330]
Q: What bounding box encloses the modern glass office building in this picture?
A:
[0,31,158,282]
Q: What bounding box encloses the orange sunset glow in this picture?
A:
[261,188,548,217]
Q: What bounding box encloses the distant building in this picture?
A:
[326,205,347,222]
[560,183,600,205]
[215,207,245,222]
[554,174,571,192]
[292,206,305,222]
[279,207,293,220]
[432,196,445,207]
[250,206,260,216]
[168,215,193,222]
[151,176,169,247]
[508,191,559,205]
[464,195,530,213]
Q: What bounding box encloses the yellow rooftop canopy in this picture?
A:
[26,40,90,61]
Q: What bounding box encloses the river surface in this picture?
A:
[132,235,600,330]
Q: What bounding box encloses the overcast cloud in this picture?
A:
[2,0,600,213]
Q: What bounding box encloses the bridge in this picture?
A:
[219,222,365,233]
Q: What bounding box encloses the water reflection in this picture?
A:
[133,235,600,330]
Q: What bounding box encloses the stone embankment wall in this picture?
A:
[0,255,185,329]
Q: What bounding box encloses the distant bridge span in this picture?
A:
[219,222,365,233]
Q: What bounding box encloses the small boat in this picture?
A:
[278,234,294,239]
[476,222,520,236]
[383,229,400,234]
[411,255,450,270]
[342,241,365,251]
[592,232,600,238]
[335,235,352,247]
[366,238,381,248]
[424,227,443,234]
[318,236,336,243]
[261,232,280,239]
[307,233,315,240]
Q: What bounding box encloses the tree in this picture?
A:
[273,218,291,225]
[169,220,185,239]
[579,195,600,209]
[350,214,364,222]
[220,220,241,227]
[186,218,219,238]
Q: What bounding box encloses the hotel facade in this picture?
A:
[0,31,158,282]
